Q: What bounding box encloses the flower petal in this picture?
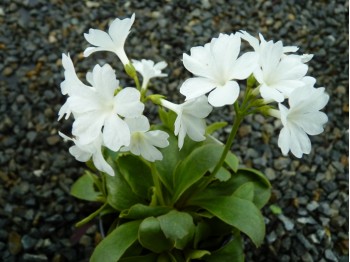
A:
[230,51,258,80]
[114,87,144,117]
[180,77,217,100]
[103,114,130,151]
[108,13,135,48]
[92,149,115,176]
[207,81,240,107]
[84,29,114,48]
[72,111,106,144]
[260,84,285,103]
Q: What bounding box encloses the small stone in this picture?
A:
[46,135,60,146]
[21,235,37,250]
[306,201,319,211]
[26,131,37,143]
[278,214,294,231]
[8,231,22,255]
[79,235,92,247]
[301,252,313,262]
[238,125,252,137]
[23,253,48,262]
[265,167,276,180]
[330,215,346,228]
[297,217,317,225]
[325,249,338,261]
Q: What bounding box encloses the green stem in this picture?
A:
[150,163,166,206]
[200,107,244,190]
[75,202,108,227]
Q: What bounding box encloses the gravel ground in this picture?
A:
[0,0,348,261]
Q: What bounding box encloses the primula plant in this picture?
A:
[58,14,329,261]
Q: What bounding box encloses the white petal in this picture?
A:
[103,114,130,151]
[239,30,260,51]
[180,77,217,100]
[260,84,285,103]
[211,34,241,78]
[114,87,144,117]
[230,51,258,80]
[182,96,212,118]
[138,140,163,162]
[125,115,150,132]
[183,51,212,79]
[84,29,114,48]
[154,61,167,70]
[108,14,135,47]
[92,64,119,99]
[72,111,106,144]
[69,145,92,162]
[295,112,328,135]
[289,124,311,158]
[182,116,206,142]
[92,149,115,176]
[207,81,240,107]
[278,127,291,156]
[144,130,169,148]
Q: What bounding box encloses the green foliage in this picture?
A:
[70,171,104,202]
[90,220,141,262]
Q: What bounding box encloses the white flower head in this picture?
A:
[240,31,310,103]
[161,96,212,149]
[180,33,258,107]
[239,30,299,56]
[59,132,115,176]
[277,85,329,158]
[84,13,135,65]
[132,59,168,89]
[58,54,144,152]
[121,116,169,161]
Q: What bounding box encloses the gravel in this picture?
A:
[0,0,348,261]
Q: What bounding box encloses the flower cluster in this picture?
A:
[58,14,328,177]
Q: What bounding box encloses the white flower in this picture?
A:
[276,85,329,158]
[121,116,169,161]
[240,31,309,103]
[180,33,258,107]
[59,132,115,176]
[161,96,212,149]
[58,54,144,151]
[239,30,299,56]
[83,14,135,65]
[132,59,167,89]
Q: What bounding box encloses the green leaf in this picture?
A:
[269,204,283,215]
[70,171,103,202]
[120,204,172,219]
[224,152,239,173]
[138,217,174,253]
[90,220,141,262]
[105,170,144,211]
[190,195,265,247]
[215,167,231,182]
[117,155,153,199]
[206,121,227,135]
[172,143,224,202]
[233,168,271,209]
[154,128,179,192]
[157,210,195,249]
[120,253,158,262]
[204,230,244,262]
[186,250,211,262]
[232,182,254,202]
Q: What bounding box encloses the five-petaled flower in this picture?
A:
[240,31,310,103]
[59,54,144,152]
[272,85,329,158]
[180,33,258,107]
[160,96,212,149]
[121,116,169,161]
[84,13,135,65]
[132,59,168,90]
